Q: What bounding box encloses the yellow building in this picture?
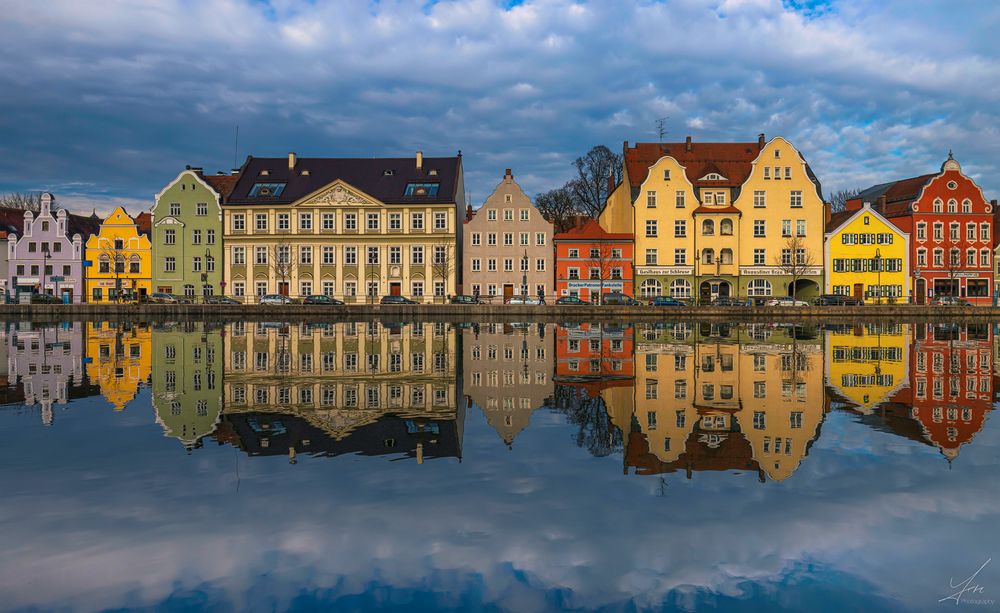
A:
[85,207,152,302]
[600,135,825,302]
[825,202,909,302]
[85,321,152,411]
[824,323,909,413]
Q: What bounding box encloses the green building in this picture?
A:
[151,167,234,298]
[151,322,224,450]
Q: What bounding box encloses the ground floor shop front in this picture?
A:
[634,266,822,302]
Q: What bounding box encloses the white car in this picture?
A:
[506,295,543,305]
[259,294,293,305]
[766,296,809,307]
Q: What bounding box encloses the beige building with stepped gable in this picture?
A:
[462,169,554,301]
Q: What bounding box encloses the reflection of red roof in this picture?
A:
[625,141,763,188]
[554,219,631,241]
[625,424,762,480]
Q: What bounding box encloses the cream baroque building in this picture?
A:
[223,152,465,302]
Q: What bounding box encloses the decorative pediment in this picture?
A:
[300,181,382,207]
[154,216,185,227]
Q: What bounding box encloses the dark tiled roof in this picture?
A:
[226,155,462,205]
[856,174,935,218]
[67,213,101,239]
[826,210,855,233]
[0,207,26,235]
[625,141,762,188]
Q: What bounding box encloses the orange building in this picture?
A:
[554,219,633,302]
[555,322,634,380]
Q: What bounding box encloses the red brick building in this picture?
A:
[554,219,633,302]
[849,154,995,304]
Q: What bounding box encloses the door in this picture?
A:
[700,281,711,303]
[503,284,514,301]
[853,283,864,300]
[915,278,926,305]
[278,282,290,297]
[63,289,73,304]
[390,282,401,296]
[718,282,731,298]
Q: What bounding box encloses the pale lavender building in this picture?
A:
[7,193,85,303]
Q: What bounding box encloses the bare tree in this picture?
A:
[97,239,129,303]
[569,145,623,219]
[0,192,42,213]
[269,239,296,297]
[584,242,620,303]
[535,186,578,233]
[775,236,817,301]
[828,187,863,212]
[430,241,455,303]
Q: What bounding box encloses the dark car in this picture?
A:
[649,296,686,307]
[814,294,864,306]
[601,292,640,306]
[303,294,345,305]
[205,295,241,305]
[555,296,587,305]
[31,293,62,304]
[712,296,749,307]
[450,294,483,305]
[380,295,417,305]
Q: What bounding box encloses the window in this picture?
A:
[590,248,600,258]
[933,248,943,267]
[520,209,530,221]
[345,246,357,265]
[763,167,771,180]
[299,213,313,231]
[367,212,380,231]
[504,209,513,221]
[784,167,792,180]
[669,279,691,298]
[916,222,926,240]
[164,257,176,272]
[647,191,656,208]
[646,220,658,238]
[754,220,766,237]
[674,220,686,237]
[192,229,201,244]
[277,213,290,231]
[487,210,496,221]
[207,230,215,244]
[535,258,546,272]
[982,249,991,267]
[948,199,957,213]
[169,203,181,216]
[404,183,439,197]
[950,222,959,241]
[389,246,401,265]
[322,213,335,230]
[963,199,973,214]
[520,232,529,246]
[933,222,943,241]
[487,258,496,272]
[916,248,927,267]
[164,229,176,245]
[255,213,268,231]
[232,214,245,232]
[747,278,772,296]
[255,246,267,265]
[195,202,208,216]
[300,246,312,265]
[933,198,943,213]
[702,219,714,235]
[322,246,335,265]
[568,248,579,258]
[967,223,976,241]
[645,249,657,265]
[367,246,379,265]
[981,223,990,241]
[967,249,976,266]
[536,232,546,246]
[434,212,448,230]
[674,248,686,265]
[99,254,110,273]
[796,220,806,237]
[753,248,765,265]
[411,246,424,265]
[249,183,286,197]
[790,191,802,208]
[675,191,685,208]
[504,233,513,246]
[471,258,481,272]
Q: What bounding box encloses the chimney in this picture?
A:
[231,168,241,176]
[876,195,886,213]
[824,202,831,226]
[685,136,692,152]
[288,152,296,170]
[607,176,615,194]
[416,150,423,171]
[758,133,766,149]
[504,168,513,180]
[466,204,473,221]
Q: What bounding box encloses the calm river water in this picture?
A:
[0,320,997,612]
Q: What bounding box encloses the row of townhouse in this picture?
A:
[9,138,998,304]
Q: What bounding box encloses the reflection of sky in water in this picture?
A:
[0,323,997,612]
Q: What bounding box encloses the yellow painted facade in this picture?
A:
[84,207,152,303]
[824,323,909,413]
[85,322,152,411]
[824,203,909,303]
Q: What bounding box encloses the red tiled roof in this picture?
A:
[134,212,152,236]
[625,141,763,189]
[202,174,238,199]
[693,205,741,215]
[554,218,632,241]
[826,210,856,233]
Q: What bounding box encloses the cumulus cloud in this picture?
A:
[0,0,998,213]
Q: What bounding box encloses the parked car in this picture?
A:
[506,295,543,305]
[380,295,417,305]
[260,294,293,305]
[205,295,241,305]
[148,292,178,304]
[302,294,345,305]
[555,296,587,305]
[450,294,484,305]
[31,293,62,304]
[814,294,864,306]
[931,296,972,306]
[711,296,749,307]
[601,292,640,306]
[766,296,809,307]
[649,296,687,307]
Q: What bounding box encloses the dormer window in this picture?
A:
[301,169,310,176]
[404,183,439,197]
[701,173,725,181]
[663,169,671,180]
[249,183,286,197]
[429,169,438,176]
[260,169,270,176]
[384,169,395,176]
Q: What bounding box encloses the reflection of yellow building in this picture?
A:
[85,322,152,411]
[223,321,458,445]
[84,207,152,302]
[735,337,824,481]
[825,203,909,303]
[825,324,909,413]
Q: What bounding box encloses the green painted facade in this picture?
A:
[151,322,223,449]
[152,170,224,297]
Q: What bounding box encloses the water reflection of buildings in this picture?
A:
[150,322,223,450]
[829,323,994,462]
[462,323,554,447]
[7,322,96,424]
[218,322,462,463]
[607,323,827,482]
[555,323,634,380]
[85,322,152,411]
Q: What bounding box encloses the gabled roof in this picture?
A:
[202,174,238,198]
[134,212,152,236]
[227,155,462,205]
[554,218,632,241]
[854,174,936,217]
[625,141,762,189]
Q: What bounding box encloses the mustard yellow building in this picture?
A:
[825,202,909,302]
[85,322,152,411]
[825,323,910,413]
[85,207,152,302]
[600,135,825,302]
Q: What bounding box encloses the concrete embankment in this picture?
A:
[1,303,998,323]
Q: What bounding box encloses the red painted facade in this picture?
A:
[553,219,633,302]
[848,156,994,304]
[555,322,634,380]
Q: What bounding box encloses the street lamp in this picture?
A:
[874,248,882,305]
[41,244,50,297]
[522,249,528,298]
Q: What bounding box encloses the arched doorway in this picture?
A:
[700,280,731,302]
[789,279,820,300]
[915,278,926,305]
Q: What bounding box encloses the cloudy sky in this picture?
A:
[1,0,998,215]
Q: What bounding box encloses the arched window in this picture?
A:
[669,279,692,298]
[947,199,957,213]
[702,219,715,235]
[933,198,943,213]
[702,248,715,265]
[720,248,734,264]
[114,254,126,274]
[129,254,141,274]
[720,219,733,235]
[639,278,663,297]
[99,254,110,274]
[747,278,772,296]
[963,199,973,213]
